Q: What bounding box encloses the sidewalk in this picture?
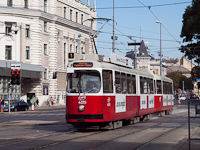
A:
[33,104,66,111]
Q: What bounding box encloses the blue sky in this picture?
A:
[81,0,192,59]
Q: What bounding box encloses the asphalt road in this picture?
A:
[0,105,200,150]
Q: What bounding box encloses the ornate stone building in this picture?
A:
[0,0,97,105]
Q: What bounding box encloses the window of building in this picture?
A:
[76,12,78,23]
[5,23,12,35]
[43,85,48,95]
[26,46,30,60]
[70,9,72,21]
[64,7,66,18]
[24,0,28,8]
[64,43,66,67]
[5,46,12,60]
[44,44,48,55]
[25,24,30,38]
[44,0,47,12]
[76,46,78,53]
[81,14,84,25]
[103,70,113,93]
[81,47,84,54]
[7,0,12,6]
[44,68,48,80]
[70,44,72,52]
[44,21,47,32]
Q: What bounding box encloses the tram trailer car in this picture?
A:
[66,54,173,129]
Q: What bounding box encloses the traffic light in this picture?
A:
[16,70,20,85]
[11,70,20,85]
[11,70,16,84]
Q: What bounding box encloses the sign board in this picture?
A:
[196,78,200,82]
[11,64,21,70]
[110,52,133,68]
[73,62,93,68]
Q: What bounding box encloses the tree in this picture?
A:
[166,71,191,91]
[181,0,200,42]
[192,66,200,81]
[180,0,200,65]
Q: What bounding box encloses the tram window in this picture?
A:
[121,73,127,94]
[115,71,121,93]
[140,77,148,94]
[127,74,132,94]
[148,78,154,94]
[170,83,173,94]
[164,82,172,94]
[103,70,113,93]
[153,80,156,94]
[156,80,162,94]
[67,73,79,93]
[132,75,136,94]
[163,81,167,94]
[67,71,101,93]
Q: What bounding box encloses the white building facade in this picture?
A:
[0,0,97,105]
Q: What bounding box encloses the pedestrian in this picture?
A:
[0,96,5,114]
[51,97,54,106]
[36,97,39,106]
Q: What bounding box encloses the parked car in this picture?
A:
[189,94,199,100]
[4,101,29,112]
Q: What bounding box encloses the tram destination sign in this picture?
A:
[110,52,133,68]
[73,62,93,67]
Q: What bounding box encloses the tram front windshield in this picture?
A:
[67,71,101,93]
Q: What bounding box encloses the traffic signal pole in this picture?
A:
[8,82,11,114]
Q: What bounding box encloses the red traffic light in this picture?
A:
[11,70,16,75]
[16,70,20,75]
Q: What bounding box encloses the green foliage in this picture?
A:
[181,0,200,42]
[166,71,191,91]
[192,66,200,81]
[180,0,200,64]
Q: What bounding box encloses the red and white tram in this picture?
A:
[66,53,173,129]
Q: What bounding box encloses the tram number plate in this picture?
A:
[78,100,87,104]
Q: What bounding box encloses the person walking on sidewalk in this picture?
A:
[36,97,39,106]
[0,96,5,114]
[51,97,54,106]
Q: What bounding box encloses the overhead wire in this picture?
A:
[137,0,183,44]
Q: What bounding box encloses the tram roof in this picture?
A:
[68,54,172,82]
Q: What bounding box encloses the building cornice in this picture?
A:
[0,6,95,34]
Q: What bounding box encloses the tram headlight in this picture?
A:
[78,105,85,112]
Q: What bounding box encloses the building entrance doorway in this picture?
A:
[27,93,35,106]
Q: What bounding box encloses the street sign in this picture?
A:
[11,64,21,70]
[178,99,181,104]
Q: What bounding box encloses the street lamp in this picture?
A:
[156,20,162,76]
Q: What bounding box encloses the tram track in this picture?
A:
[0,109,197,150]
[30,118,187,150]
